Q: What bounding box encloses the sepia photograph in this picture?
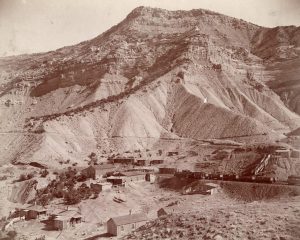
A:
[0,0,300,239]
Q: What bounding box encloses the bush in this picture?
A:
[40,169,49,178]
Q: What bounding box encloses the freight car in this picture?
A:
[174,169,277,184]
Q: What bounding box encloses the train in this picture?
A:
[174,170,277,184]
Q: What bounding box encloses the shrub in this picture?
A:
[40,169,49,178]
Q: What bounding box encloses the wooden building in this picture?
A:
[52,210,82,230]
[107,213,148,236]
[107,177,126,186]
[20,206,47,220]
[119,171,146,182]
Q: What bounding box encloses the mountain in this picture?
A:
[0,6,299,167]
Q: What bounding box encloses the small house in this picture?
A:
[119,171,146,182]
[107,213,148,236]
[52,210,82,230]
[20,206,47,220]
[107,177,126,187]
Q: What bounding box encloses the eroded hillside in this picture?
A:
[0,6,299,166]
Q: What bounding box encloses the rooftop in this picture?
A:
[109,213,148,226]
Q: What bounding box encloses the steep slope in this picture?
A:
[0,6,299,166]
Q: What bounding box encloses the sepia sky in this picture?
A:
[0,0,300,57]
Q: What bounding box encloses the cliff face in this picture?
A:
[0,6,299,166]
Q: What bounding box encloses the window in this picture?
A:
[121,226,124,231]
[132,224,135,229]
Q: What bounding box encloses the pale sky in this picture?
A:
[0,0,300,57]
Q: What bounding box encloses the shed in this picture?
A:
[107,177,126,186]
[52,210,82,230]
[107,213,148,236]
[21,205,47,220]
[119,171,146,182]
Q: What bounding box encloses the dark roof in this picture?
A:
[109,213,148,226]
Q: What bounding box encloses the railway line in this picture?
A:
[172,169,300,186]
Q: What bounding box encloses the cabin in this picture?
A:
[107,213,148,236]
[50,209,82,230]
[107,177,126,187]
[20,206,47,220]
[119,171,146,182]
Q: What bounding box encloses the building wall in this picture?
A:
[116,221,147,236]
[107,220,117,236]
[125,175,145,182]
